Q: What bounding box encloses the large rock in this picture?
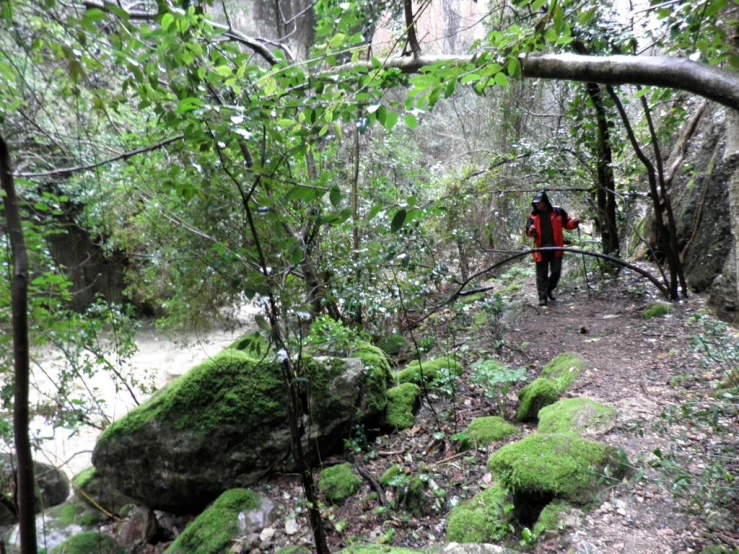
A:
[163,489,277,554]
[92,350,389,512]
[0,454,69,519]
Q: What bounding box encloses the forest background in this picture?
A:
[1,0,739,552]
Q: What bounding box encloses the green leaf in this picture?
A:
[367,204,384,221]
[287,186,316,202]
[507,58,520,77]
[329,34,346,49]
[176,97,203,114]
[544,27,558,43]
[161,13,175,32]
[290,247,304,265]
[214,65,232,76]
[634,87,650,99]
[383,111,398,131]
[494,72,509,87]
[404,114,417,129]
[329,186,341,207]
[390,209,407,233]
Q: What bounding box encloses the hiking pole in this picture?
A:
[577,227,592,300]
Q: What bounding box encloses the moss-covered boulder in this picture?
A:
[92,351,389,512]
[516,378,560,422]
[533,501,581,537]
[446,484,513,543]
[487,434,626,504]
[164,489,275,554]
[319,464,362,505]
[72,467,137,517]
[50,532,126,554]
[517,353,584,422]
[5,497,107,554]
[0,454,69,522]
[465,417,519,447]
[538,398,617,437]
[393,357,463,386]
[540,353,584,389]
[385,383,420,429]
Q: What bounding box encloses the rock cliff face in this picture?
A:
[667,104,738,321]
[91,351,390,513]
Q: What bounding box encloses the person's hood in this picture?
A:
[531,190,553,213]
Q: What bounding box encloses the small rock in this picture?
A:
[706,509,736,532]
[259,527,275,542]
[576,542,602,554]
[285,518,299,536]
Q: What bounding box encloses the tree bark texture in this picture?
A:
[0,136,37,554]
[583,82,619,255]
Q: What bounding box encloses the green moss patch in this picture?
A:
[533,501,579,536]
[51,532,126,554]
[319,464,362,505]
[643,302,672,319]
[385,383,420,429]
[393,357,463,386]
[164,489,260,554]
[540,353,584,389]
[353,344,392,414]
[465,416,519,446]
[487,433,625,504]
[98,351,286,442]
[517,354,585,422]
[446,484,513,543]
[538,398,617,437]
[45,497,107,529]
[516,378,560,422]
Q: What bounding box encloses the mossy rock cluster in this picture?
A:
[487,433,625,504]
[538,398,617,437]
[164,489,261,554]
[51,532,126,554]
[92,350,391,512]
[446,484,513,543]
[393,357,463,386]
[319,464,362,505]
[517,353,584,421]
[464,416,519,447]
[385,383,420,429]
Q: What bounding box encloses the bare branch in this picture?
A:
[15,135,184,179]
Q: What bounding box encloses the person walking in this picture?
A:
[526,190,580,306]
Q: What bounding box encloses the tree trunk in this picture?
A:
[583,82,620,255]
[0,136,37,554]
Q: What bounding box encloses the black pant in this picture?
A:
[536,253,562,301]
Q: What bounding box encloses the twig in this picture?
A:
[430,451,468,467]
[356,466,386,507]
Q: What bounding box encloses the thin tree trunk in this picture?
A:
[0,136,37,554]
[638,89,688,296]
[606,88,683,299]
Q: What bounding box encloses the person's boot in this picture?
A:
[538,297,548,306]
[548,291,555,301]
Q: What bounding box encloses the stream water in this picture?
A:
[16,309,258,480]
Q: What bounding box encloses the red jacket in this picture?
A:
[526,207,578,262]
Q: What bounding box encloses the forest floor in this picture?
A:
[230,268,739,554]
